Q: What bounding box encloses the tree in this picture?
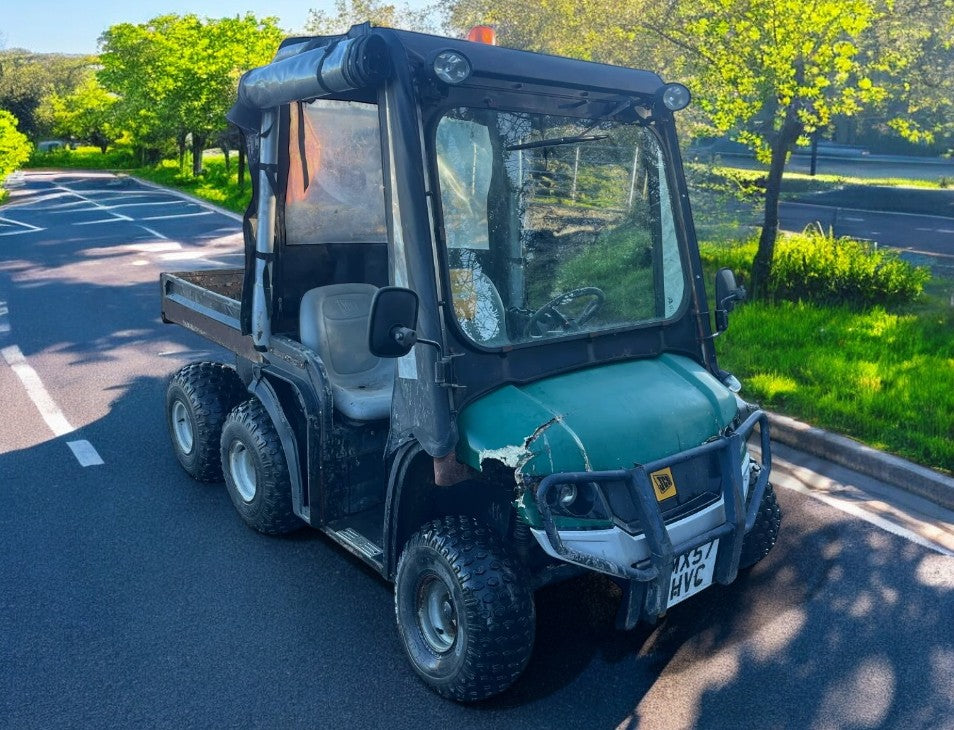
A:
[305,0,437,34]
[0,50,95,139]
[630,0,905,296]
[0,109,31,183]
[99,14,283,174]
[868,0,954,153]
[43,76,118,153]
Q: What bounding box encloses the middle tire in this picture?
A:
[395,516,536,702]
[220,399,302,535]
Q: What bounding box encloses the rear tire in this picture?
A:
[220,399,302,535]
[395,516,535,702]
[166,362,245,482]
[740,482,782,569]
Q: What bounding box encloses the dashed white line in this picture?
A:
[1,344,104,467]
[843,216,865,222]
[2,345,74,437]
[67,440,105,467]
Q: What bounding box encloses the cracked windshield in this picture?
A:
[436,107,686,347]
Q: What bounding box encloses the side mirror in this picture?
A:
[368,286,420,358]
[714,268,746,333]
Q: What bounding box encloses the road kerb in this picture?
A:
[767,412,954,512]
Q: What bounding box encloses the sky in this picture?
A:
[1,0,429,55]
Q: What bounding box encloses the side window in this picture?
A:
[284,99,387,245]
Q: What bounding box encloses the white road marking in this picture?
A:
[2,345,74,436]
[54,184,132,221]
[67,440,104,466]
[937,229,954,234]
[136,226,169,240]
[98,200,183,211]
[72,217,127,226]
[128,242,181,253]
[0,300,9,335]
[1,344,104,467]
[131,260,150,266]
[843,216,865,222]
[140,211,214,221]
[775,479,954,557]
[0,216,45,236]
[128,175,243,222]
[783,200,954,223]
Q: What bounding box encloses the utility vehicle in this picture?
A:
[161,23,781,702]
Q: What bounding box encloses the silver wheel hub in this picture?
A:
[228,440,257,502]
[417,574,458,654]
[171,400,194,455]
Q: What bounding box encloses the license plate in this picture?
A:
[666,538,719,609]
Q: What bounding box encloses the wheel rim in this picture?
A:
[416,573,458,654]
[171,400,194,455]
[228,440,257,502]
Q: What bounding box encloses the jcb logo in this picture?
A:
[650,467,678,502]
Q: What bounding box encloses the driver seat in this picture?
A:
[299,283,394,421]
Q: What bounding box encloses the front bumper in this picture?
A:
[531,410,771,625]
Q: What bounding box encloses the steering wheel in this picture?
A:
[524,287,605,339]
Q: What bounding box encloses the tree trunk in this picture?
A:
[177,132,187,172]
[238,145,246,191]
[221,145,231,173]
[751,110,804,298]
[191,134,205,176]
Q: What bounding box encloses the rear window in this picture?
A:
[284,99,387,245]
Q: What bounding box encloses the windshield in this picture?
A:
[435,107,687,348]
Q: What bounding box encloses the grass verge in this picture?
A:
[702,242,954,473]
[27,146,251,214]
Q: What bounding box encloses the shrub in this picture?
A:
[769,228,929,307]
[701,230,929,307]
[0,110,32,183]
[28,145,138,170]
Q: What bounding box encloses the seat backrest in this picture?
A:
[299,283,381,384]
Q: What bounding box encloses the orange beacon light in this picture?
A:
[466,25,497,45]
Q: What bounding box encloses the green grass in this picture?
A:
[28,146,251,214]
[134,158,250,214]
[701,239,953,473]
[715,298,954,472]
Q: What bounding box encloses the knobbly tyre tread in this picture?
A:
[395,515,536,702]
[740,482,782,569]
[166,361,246,482]
[220,399,301,536]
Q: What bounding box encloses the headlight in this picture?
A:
[433,50,472,85]
[544,480,609,521]
[660,83,691,111]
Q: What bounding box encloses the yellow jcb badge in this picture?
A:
[650,467,678,502]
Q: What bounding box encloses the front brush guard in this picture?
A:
[534,410,771,623]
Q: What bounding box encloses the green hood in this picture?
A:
[457,353,737,476]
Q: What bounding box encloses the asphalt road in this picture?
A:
[2,171,952,729]
[779,200,954,259]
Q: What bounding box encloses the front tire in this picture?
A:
[740,483,782,569]
[165,362,245,482]
[220,399,301,535]
[395,516,535,702]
